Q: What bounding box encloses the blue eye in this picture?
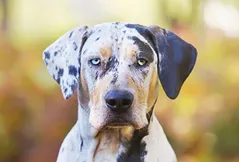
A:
[90,58,101,66]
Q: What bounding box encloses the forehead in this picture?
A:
[82,23,152,57]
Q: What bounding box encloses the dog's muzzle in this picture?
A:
[104,90,134,127]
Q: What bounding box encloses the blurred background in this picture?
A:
[0,0,239,161]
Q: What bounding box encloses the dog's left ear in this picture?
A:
[43,26,89,99]
[147,25,197,99]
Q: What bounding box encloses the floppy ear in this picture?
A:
[147,25,197,99]
[43,26,89,99]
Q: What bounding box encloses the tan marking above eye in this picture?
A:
[122,44,137,61]
[100,47,112,58]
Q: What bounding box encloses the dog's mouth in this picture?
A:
[89,105,149,135]
[102,117,133,128]
[90,117,133,137]
[106,117,132,128]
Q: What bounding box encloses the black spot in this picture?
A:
[55,69,63,84]
[61,147,64,153]
[100,56,119,78]
[110,72,118,84]
[123,30,126,33]
[80,136,84,152]
[70,82,77,93]
[125,24,155,50]
[95,37,100,41]
[115,22,120,25]
[73,42,78,51]
[115,38,118,42]
[64,88,68,94]
[44,51,50,60]
[56,78,61,84]
[54,51,58,56]
[95,71,99,80]
[58,68,64,77]
[130,36,154,63]
[69,66,77,76]
[69,31,74,38]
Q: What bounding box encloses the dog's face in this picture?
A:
[43,22,197,131]
[79,23,159,129]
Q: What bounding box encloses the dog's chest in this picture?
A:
[92,131,120,162]
[57,127,123,162]
[91,130,146,162]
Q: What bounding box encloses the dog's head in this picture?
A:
[43,22,197,131]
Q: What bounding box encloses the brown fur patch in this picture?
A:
[124,44,137,60]
[100,47,112,58]
[80,70,88,92]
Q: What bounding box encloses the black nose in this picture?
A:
[105,90,133,113]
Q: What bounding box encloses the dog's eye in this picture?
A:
[90,58,101,66]
[137,58,148,66]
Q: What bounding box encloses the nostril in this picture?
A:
[121,99,132,107]
[107,99,117,107]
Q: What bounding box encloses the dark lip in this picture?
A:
[108,122,130,127]
[106,117,132,127]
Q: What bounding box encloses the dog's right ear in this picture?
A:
[147,25,197,99]
[43,26,89,99]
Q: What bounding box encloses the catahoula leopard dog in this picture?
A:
[43,22,197,162]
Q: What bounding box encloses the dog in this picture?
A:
[43,22,197,162]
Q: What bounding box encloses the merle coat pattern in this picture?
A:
[43,22,197,162]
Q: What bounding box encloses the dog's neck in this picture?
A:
[76,104,154,162]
